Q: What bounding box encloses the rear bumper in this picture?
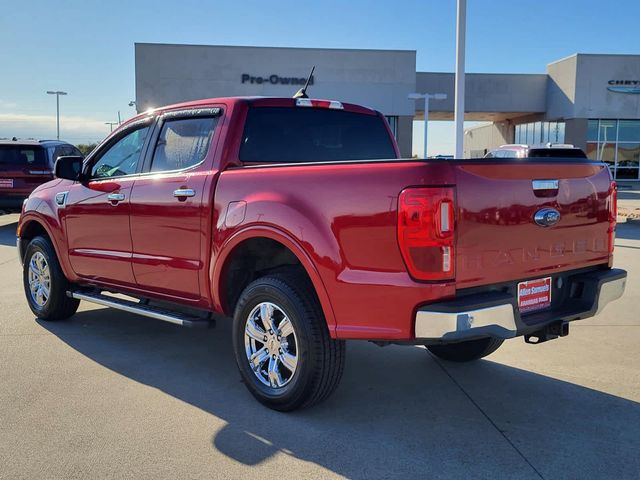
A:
[415,268,626,342]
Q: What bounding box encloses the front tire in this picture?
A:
[427,337,504,362]
[22,236,79,321]
[232,272,345,411]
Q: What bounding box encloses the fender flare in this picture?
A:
[211,225,338,336]
[18,212,75,281]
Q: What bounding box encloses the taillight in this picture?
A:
[608,181,617,255]
[397,187,455,281]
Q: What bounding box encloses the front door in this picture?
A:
[129,111,221,300]
[64,123,152,287]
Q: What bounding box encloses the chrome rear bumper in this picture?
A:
[415,269,626,342]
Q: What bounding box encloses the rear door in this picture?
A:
[129,108,222,300]
[0,145,50,200]
[454,161,613,289]
[64,121,154,286]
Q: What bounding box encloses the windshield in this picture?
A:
[0,146,46,166]
[239,107,397,163]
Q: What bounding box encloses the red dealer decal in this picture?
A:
[518,277,552,313]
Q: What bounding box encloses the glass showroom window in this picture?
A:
[515,121,565,146]
[586,119,640,180]
[385,116,398,139]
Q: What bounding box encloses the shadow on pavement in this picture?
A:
[616,222,640,242]
[617,190,640,201]
[40,308,640,479]
[0,220,18,247]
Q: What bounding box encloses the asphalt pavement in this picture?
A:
[0,212,638,480]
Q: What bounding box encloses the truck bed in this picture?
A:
[214,157,614,340]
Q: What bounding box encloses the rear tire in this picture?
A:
[22,236,79,321]
[427,337,504,362]
[232,272,345,411]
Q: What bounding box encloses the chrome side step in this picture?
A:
[68,290,212,328]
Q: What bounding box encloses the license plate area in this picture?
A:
[518,277,552,313]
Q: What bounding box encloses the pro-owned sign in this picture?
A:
[241,73,315,86]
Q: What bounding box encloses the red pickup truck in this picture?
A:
[17,96,626,411]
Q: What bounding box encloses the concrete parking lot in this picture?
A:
[0,212,638,480]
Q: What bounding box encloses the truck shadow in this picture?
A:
[39,309,640,479]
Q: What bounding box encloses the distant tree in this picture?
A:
[76,143,98,156]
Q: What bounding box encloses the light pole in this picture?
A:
[454,0,467,158]
[105,122,118,133]
[408,93,447,158]
[46,90,67,140]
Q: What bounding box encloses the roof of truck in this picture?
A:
[131,96,377,120]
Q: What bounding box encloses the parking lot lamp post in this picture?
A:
[408,93,448,158]
[46,90,67,140]
[454,0,467,158]
[105,122,118,133]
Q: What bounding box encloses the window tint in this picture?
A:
[91,126,150,178]
[239,107,397,163]
[0,146,46,165]
[150,117,217,172]
[528,148,587,158]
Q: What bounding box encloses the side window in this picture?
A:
[61,145,79,156]
[149,116,217,172]
[484,151,495,158]
[91,126,150,178]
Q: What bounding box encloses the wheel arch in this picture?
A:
[212,226,337,336]
[18,214,73,280]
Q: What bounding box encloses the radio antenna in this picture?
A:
[293,66,316,99]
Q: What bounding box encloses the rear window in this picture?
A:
[239,107,397,163]
[528,148,587,158]
[0,146,46,165]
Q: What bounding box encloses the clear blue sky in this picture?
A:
[1,0,639,153]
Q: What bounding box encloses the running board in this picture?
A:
[68,290,212,328]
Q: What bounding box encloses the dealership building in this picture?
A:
[135,43,640,180]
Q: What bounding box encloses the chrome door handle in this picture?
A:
[173,188,196,198]
[107,193,125,203]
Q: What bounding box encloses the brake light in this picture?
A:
[295,98,344,109]
[397,187,455,281]
[608,181,617,255]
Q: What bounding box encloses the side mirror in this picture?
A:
[54,156,84,181]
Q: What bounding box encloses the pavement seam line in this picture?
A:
[428,351,545,480]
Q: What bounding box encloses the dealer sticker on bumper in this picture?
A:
[518,277,552,313]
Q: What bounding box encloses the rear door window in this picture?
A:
[149,116,218,172]
[239,107,397,163]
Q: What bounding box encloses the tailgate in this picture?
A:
[454,161,613,289]
[0,145,50,196]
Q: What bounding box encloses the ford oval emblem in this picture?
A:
[534,208,561,227]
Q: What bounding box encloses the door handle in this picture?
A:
[173,188,196,199]
[107,193,125,203]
